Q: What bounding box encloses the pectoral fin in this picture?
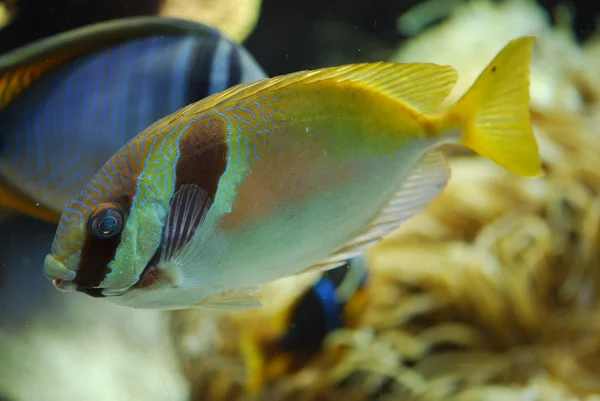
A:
[159,184,211,265]
[135,184,212,289]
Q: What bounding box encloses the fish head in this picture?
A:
[43,192,127,297]
[42,177,203,307]
[41,118,219,307]
[43,171,251,309]
[42,137,165,299]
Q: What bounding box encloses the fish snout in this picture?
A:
[43,253,77,291]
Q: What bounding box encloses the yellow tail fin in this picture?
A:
[448,36,542,177]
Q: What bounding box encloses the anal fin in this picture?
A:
[194,288,262,310]
[300,150,450,275]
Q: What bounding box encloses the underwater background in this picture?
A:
[2,0,600,400]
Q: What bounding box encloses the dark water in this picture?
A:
[0,216,60,327]
[1,0,598,68]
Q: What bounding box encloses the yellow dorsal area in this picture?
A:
[176,36,538,180]
[181,61,459,119]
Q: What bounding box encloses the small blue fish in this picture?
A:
[0,16,266,222]
[240,256,369,393]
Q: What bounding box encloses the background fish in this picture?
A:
[0,16,266,222]
[240,256,369,394]
[43,36,541,310]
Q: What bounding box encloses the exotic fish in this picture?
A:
[0,16,266,222]
[240,256,369,394]
[43,36,541,309]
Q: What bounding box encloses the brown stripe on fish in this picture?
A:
[175,114,229,201]
[73,232,123,290]
[133,114,229,289]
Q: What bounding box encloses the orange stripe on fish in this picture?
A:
[0,181,60,223]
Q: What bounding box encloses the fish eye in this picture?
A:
[88,204,123,239]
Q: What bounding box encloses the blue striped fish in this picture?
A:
[0,16,266,222]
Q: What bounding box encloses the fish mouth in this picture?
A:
[52,277,78,292]
[43,253,77,291]
[52,279,67,290]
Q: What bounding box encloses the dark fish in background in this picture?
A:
[240,256,369,394]
[0,16,267,222]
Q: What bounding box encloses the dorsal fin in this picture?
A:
[183,61,458,117]
[0,16,219,109]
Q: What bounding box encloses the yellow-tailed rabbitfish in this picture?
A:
[43,36,541,309]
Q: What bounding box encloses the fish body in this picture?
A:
[43,36,541,309]
[0,16,266,222]
[240,256,369,394]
